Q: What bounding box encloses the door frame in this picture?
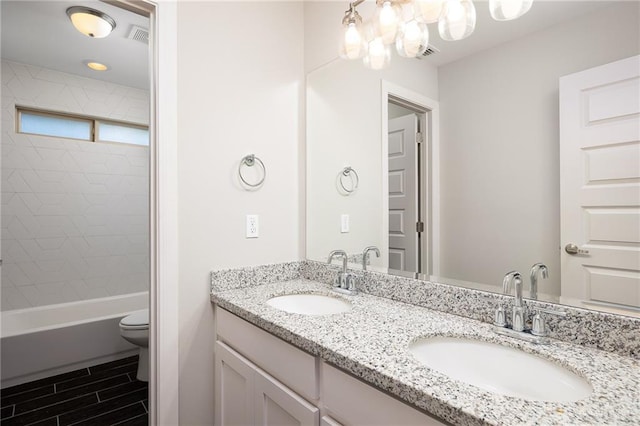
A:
[381,81,440,275]
[110,1,179,424]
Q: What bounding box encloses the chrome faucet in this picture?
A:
[495,270,566,344]
[362,246,380,271]
[327,250,356,294]
[503,271,525,331]
[328,249,348,285]
[529,263,548,300]
[328,249,347,270]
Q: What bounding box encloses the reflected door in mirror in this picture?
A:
[388,114,420,272]
[560,55,640,312]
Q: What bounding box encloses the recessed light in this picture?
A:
[66,6,116,38]
[85,61,110,71]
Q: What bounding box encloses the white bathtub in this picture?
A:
[1,292,148,388]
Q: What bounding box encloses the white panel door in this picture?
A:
[560,55,640,310]
[388,114,419,272]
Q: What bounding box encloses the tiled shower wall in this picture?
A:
[1,60,150,310]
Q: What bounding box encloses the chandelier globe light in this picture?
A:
[340,4,366,59]
[364,37,391,70]
[340,0,534,69]
[396,18,429,58]
[373,0,402,44]
[489,0,533,21]
[416,0,445,23]
[438,0,476,41]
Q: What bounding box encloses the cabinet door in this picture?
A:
[254,368,319,426]
[321,416,343,426]
[215,341,255,426]
[322,363,446,426]
[217,308,318,401]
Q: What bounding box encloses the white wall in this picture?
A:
[437,2,640,295]
[177,2,303,424]
[1,60,150,310]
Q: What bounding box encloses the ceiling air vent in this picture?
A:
[417,44,440,59]
[127,25,149,45]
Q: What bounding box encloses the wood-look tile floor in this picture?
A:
[1,356,148,426]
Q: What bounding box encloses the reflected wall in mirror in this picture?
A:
[306,1,640,317]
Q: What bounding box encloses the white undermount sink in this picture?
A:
[266,294,352,315]
[409,336,593,402]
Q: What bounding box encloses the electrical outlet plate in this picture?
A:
[246,215,259,238]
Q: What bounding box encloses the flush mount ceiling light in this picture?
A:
[340,0,533,70]
[84,60,110,71]
[66,6,116,38]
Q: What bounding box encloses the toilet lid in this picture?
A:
[120,309,149,328]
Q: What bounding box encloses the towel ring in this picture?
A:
[339,166,359,194]
[239,154,266,188]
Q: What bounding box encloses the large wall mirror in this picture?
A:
[306,1,640,317]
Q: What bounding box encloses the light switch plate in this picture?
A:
[246,215,259,238]
[341,214,349,233]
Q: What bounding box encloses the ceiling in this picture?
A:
[1,0,149,89]
[0,0,618,88]
[421,1,614,66]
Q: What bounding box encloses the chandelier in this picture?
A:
[340,0,533,69]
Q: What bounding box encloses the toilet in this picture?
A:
[119,309,149,382]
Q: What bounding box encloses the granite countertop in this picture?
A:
[211,279,640,426]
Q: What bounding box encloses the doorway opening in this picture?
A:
[0,0,180,423]
[382,82,439,277]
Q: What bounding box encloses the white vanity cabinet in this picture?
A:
[215,341,319,426]
[214,307,446,426]
[215,306,319,426]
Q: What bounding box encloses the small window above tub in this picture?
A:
[18,109,92,141]
[16,107,149,146]
[95,121,149,146]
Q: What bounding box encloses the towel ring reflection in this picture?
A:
[239,154,266,188]
[339,166,359,194]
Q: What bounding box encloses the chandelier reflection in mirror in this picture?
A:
[340,0,533,69]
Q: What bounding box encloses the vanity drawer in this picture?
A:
[216,307,318,401]
[321,363,446,426]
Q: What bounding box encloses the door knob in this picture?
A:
[565,243,589,255]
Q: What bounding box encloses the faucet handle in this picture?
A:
[531,308,567,337]
[344,273,358,292]
[512,306,526,332]
[494,306,507,327]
